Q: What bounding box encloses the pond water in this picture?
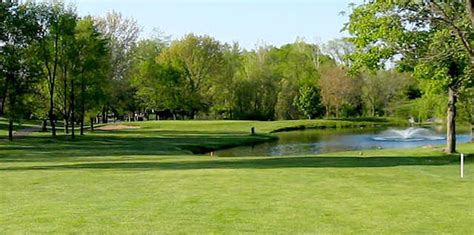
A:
[215,127,471,157]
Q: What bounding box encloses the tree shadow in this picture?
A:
[0,155,467,172]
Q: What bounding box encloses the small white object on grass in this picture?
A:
[460,153,464,178]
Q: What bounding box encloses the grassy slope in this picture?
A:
[0,118,398,156]
[125,118,405,133]
[0,120,473,234]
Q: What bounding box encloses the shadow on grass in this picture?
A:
[93,129,251,135]
[0,156,465,171]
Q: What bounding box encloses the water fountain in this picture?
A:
[372,127,445,142]
[215,127,471,157]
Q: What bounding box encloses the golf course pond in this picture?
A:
[215,126,471,157]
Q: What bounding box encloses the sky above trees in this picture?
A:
[66,0,362,49]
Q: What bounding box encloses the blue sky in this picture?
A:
[67,0,362,49]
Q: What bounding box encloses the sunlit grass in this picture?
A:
[0,120,472,233]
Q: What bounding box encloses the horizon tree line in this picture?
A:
[0,1,472,153]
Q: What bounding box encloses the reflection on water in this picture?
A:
[215,127,471,157]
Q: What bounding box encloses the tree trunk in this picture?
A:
[80,117,84,136]
[71,116,75,140]
[8,120,13,141]
[80,80,85,136]
[446,87,457,153]
[105,108,108,123]
[0,86,7,115]
[1,71,12,116]
[90,118,94,132]
[63,67,68,134]
[5,73,14,142]
[102,106,107,124]
[42,119,47,132]
[71,80,75,141]
[0,98,5,115]
[64,118,69,134]
[49,93,56,136]
[102,107,106,123]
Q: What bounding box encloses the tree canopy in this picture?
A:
[346,0,474,152]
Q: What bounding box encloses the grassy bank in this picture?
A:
[130,118,470,134]
[126,117,405,133]
[0,120,473,233]
[0,118,403,155]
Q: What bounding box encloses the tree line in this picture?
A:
[1,2,132,140]
[1,1,472,151]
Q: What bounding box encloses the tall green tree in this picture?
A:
[236,46,280,120]
[272,41,325,120]
[158,34,224,119]
[210,42,242,119]
[36,2,77,136]
[56,8,77,135]
[347,0,474,153]
[95,11,140,122]
[0,2,42,140]
[294,84,323,119]
[72,17,110,137]
[130,38,184,118]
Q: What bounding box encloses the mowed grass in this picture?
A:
[0,120,473,234]
[123,117,405,133]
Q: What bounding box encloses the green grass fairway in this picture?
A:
[0,120,473,234]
